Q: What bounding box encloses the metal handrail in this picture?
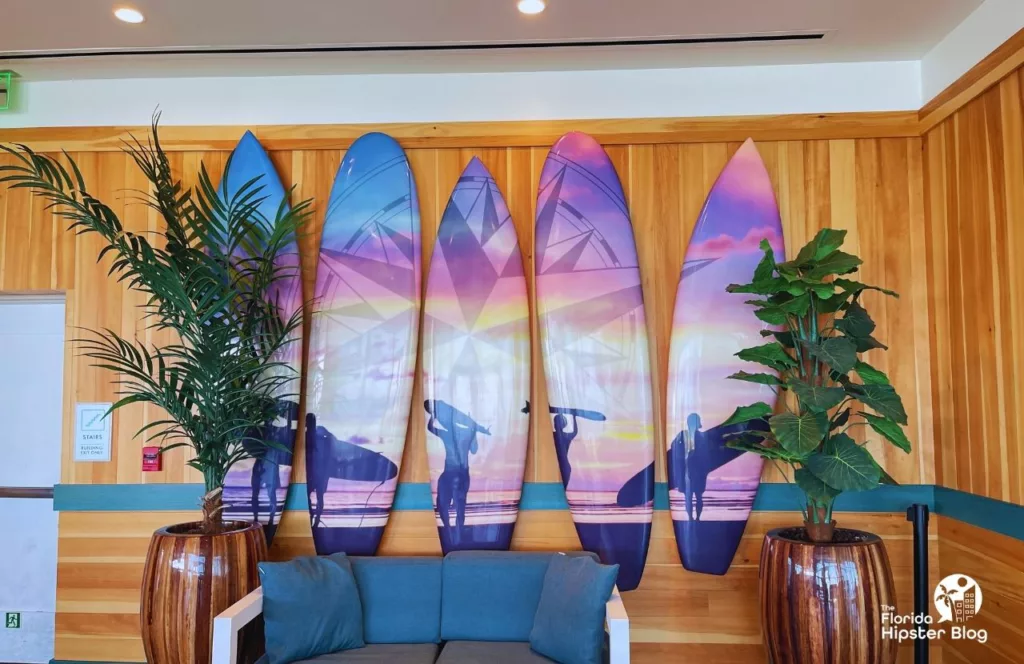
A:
[0,486,54,499]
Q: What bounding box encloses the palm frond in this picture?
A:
[0,119,309,494]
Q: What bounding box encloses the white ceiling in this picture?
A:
[1,0,984,79]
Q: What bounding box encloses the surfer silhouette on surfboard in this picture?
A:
[523,401,606,489]
[305,413,400,530]
[241,400,299,537]
[616,413,768,514]
[425,400,489,545]
[671,413,767,519]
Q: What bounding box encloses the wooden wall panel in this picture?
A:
[55,510,937,663]
[0,137,932,487]
[0,120,933,663]
[923,67,1024,504]
[937,517,1024,664]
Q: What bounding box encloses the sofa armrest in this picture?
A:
[212,587,264,664]
[605,584,629,664]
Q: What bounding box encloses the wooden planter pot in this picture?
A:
[760,527,898,664]
[141,521,267,664]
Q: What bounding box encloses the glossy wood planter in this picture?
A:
[760,527,898,664]
[141,521,267,664]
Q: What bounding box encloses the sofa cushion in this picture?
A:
[291,643,440,663]
[440,551,597,642]
[350,556,442,644]
[529,554,619,664]
[436,641,554,664]
[258,553,365,664]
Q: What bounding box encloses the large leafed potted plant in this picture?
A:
[0,121,308,664]
[722,228,907,664]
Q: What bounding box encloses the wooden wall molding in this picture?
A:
[920,26,1024,135]
[0,111,920,152]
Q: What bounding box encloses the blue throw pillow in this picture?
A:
[529,553,618,664]
[258,553,365,664]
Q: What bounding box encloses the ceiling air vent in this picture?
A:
[0,32,830,60]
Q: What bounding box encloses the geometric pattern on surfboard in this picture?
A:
[423,157,530,554]
[534,131,655,591]
[666,138,786,575]
[305,132,421,555]
[219,131,303,546]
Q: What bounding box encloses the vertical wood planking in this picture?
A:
[0,124,945,664]
[924,65,1024,505]
[0,132,935,489]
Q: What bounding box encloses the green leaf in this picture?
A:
[770,412,823,456]
[736,342,797,371]
[807,337,858,374]
[794,467,841,503]
[753,306,789,325]
[727,278,788,295]
[854,335,889,352]
[835,300,876,338]
[783,279,835,298]
[834,278,899,299]
[852,384,909,425]
[805,434,881,491]
[722,402,774,427]
[830,408,851,431]
[863,412,912,453]
[778,293,812,316]
[810,282,837,299]
[753,240,777,281]
[795,228,848,264]
[728,371,783,386]
[855,361,890,386]
[804,251,863,281]
[777,262,802,282]
[789,380,846,412]
[760,329,796,348]
[817,290,853,314]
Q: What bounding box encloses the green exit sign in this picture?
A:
[5,612,20,629]
[0,72,11,111]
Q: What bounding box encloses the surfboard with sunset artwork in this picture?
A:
[219,132,303,545]
[422,158,529,553]
[304,132,421,555]
[534,132,655,591]
[666,138,785,575]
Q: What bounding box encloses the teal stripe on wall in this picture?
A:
[53,481,936,514]
[934,486,1024,541]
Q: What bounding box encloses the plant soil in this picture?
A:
[165,521,251,536]
[778,526,873,544]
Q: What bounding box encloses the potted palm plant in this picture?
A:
[0,120,309,664]
[722,228,908,664]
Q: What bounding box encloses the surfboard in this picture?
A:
[219,131,303,546]
[534,132,655,591]
[305,132,421,555]
[666,138,785,575]
[422,158,530,553]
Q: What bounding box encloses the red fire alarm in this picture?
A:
[142,446,162,472]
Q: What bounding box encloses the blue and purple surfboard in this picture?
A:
[422,158,530,553]
[305,133,421,555]
[534,132,655,591]
[220,131,303,545]
[666,138,785,575]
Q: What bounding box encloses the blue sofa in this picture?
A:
[212,551,629,664]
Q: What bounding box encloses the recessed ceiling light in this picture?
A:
[517,0,546,15]
[114,7,145,24]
